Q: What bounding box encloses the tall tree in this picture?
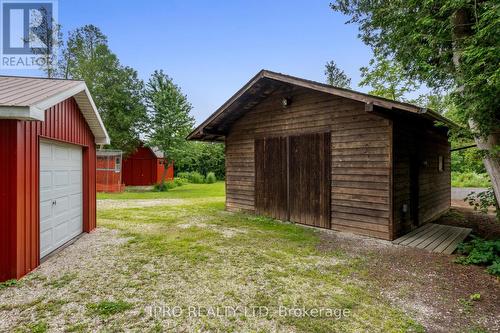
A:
[61,25,147,154]
[331,0,500,201]
[359,56,419,101]
[29,7,62,78]
[145,70,195,182]
[174,142,226,180]
[324,60,351,88]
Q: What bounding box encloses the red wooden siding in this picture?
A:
[96,155,124,193]
[0,97,96,281]
[122,146,173,186]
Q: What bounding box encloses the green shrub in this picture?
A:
[486,261,500,276]
[154,181,176,192]
[455,236,500,277]
[176,171,205,184]
[177,172,190,180]
[205,172,217,184]
[174,178,187,187]
[465,188,499,220]
[183,171,204,184]
[451,172,490,188]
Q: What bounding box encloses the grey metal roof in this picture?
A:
[0,76,110,144]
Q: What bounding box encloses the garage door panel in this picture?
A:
[69,216,83,234]
[40,140,83,259]
[53,196,69,216]
[40,216,52,233]
[71,149,82,162]
[69,193,82,209]
[54,171,70,186]
[70,170,81,184]
[40,200,52,220]
[54,146,70,160]
[40,143,51,158]
[40,171,52,189]
[40,230,53,257]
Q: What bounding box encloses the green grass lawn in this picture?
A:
[97,181,225,200]
[94,182,422,332]
[2,182,425,332]
[451,172,491,188]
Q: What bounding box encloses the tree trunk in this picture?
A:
[469,120,500,198]
[452,9,500,201]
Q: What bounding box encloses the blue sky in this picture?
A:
[2,0,373,124]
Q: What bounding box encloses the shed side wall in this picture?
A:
[0,120,18,281]
[1,97,96,281]
[393,117,451,237]
[225,88,392,239]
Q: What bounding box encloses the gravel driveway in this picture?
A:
[451,187,488,200]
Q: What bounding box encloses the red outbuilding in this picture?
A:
[96,149,125,193]
[122,145,174,186]
[0,76,109,282]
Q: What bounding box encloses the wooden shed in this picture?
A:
[188,70,455,240]
[0,76,109,282]
[122,145,174,186]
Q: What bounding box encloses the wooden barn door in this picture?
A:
[254,133,331,228]
[289,133,331,228]
[255,137,288,220]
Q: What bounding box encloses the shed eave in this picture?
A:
[188,69,459,141]
[0,105,44,121]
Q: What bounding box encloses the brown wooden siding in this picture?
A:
[255,137,288,220]
[225,87,393,239]
[393,117,451,237]
[289,132,331,228]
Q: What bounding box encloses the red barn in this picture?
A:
[0,76,109,282]
[122,145,174,186]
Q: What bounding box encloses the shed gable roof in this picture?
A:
[187,70,457,141]
[0,76,110,144]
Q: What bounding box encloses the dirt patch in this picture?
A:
[318,230,500,333]
[97,198,187,210]
[439,207,500,240]
[178,220,248,238]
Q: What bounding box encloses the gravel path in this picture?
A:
[0,228,132,332]
[97,197,221,210]
[451,187,488,200]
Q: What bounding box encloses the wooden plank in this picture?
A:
[432,227,465,253]
[441,228,472,254]
[392,223,432,244]
[399,224,441,246]
[424,226,461,252]
[255,137,288,221]
[415,225,451,249]
[289,132,331,228]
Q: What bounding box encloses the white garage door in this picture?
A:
[40,140,83,258]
